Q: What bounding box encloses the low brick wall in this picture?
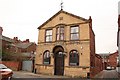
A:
[0,61,22,71]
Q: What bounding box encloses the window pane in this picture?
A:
[71,34,79,40]
[46,36,52,42]
[44,53,46,58]
[57,34,59,40]
[57,28,60,34]
[60,34,64,40]
[56,26,64,40]
[44,62,49,64]
[60,27,64,33]
[46,51,50,57]
[71,27,78,33]
[46,30,52,35]
[49,36,52,41]
[46,36,49,42]
[44,51,50,59]
[73,50,77,53]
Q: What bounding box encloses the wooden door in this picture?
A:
[54,52,64,75]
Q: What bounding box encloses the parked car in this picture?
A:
[0,64,13,80]
[106,66,112,70]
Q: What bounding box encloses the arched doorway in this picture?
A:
[53,45,64,75]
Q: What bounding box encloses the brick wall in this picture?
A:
[26,43,36,52]
[0,61,22,71]
[89,17,96,78]
[90,54,103,77]
[108,51,118,68]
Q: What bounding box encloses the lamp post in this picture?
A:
[30,51,35,73]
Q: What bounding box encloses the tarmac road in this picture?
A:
[94,70,119,78]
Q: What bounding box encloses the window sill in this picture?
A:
[67,65,80,68]
[45,41,53,43]
[43,64,50,66]
[36,64,53,67]
[70,39,80,41]
[56,40,65,42]
[65,66,90,68]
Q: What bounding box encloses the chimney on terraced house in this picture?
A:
[13,37,20,43]
[22,39,30,43]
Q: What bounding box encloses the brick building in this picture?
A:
[99,53,110,70]
[0,27,36,60]
[99,51,118,70]
[107,51,118,69]
[11,38,36,55]
[35,10,96,78]
[0,27,15,59]
[93,54,103,75]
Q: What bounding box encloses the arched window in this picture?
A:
[43,50,50,64]
[69,50,79,66]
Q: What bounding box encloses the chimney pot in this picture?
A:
[89,16,92,28]
[26,39,29,42]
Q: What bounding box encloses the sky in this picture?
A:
[0,0,119,53]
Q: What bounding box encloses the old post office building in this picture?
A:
[35,9,95,77]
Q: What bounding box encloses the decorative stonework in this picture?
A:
[59,17,63,20]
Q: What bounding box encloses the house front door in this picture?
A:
[54,52,64,75]
[53,46,64,75]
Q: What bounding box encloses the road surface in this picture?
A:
[94,70,119,78]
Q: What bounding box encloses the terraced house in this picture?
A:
[35,10,96,78]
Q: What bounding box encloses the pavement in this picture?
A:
[12,70,120,79]
[12,71,69,78]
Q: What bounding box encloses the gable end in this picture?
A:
[38,10,89,29]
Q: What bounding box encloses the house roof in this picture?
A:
[98,53,110,57]
[109,51,118,56]
[95,54,102,59]
[15,42,35,49]
[0,35,14,43]
[38,10,89,29]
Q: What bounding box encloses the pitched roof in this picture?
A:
[38,10,89,29]
[0,35,14,42]
[109,51,118,56]
[15,42,35,49]
[98,54,110,58]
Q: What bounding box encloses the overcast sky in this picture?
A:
[0,0,119,53]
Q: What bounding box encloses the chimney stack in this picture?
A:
[22,39,29,43]
[0,26,3,35]
[26,39,29,43]
[13,37,19,43]
[89,16,92,28]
